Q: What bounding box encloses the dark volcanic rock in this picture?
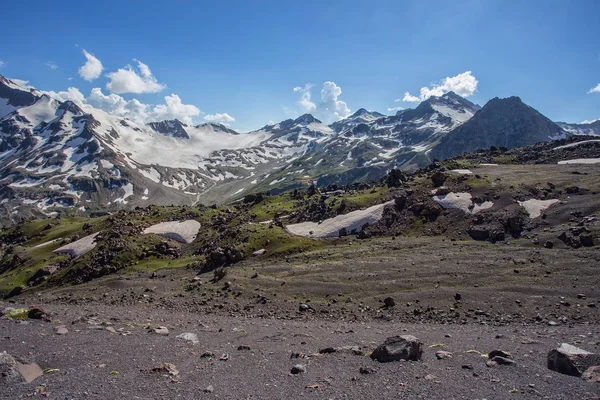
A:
[547,343,600,377]
[370,335,423,362]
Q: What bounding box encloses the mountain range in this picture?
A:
[0,74,598,225]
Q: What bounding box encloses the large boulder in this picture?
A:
[430,171,447,188]
[370,335,423,362]
[0,352,43,384]
[547,343,600,377]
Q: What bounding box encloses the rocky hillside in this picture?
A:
[0,75,598,226]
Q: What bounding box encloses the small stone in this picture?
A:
[435,351,453,360]
[488,350,512,359]
[204,385,214,393]
[383,297,395,307]
[577,294,586,300]
[55,326,68,335]
[176,332,199,344]
[237,345,251,351]
[291,364,306,374]
[359,366,376,375]
[492,356,516,366]
[462,364,474,370]
[299,303,311,312]
[152,363,179,376]
[200,352,214,358]
[150,326,169,336]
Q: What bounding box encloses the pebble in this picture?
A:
[291,364,306,374]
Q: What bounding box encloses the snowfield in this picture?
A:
[143,220,201,243]
[432,192,493,214]
[518,199,560,219]
[286,201,394,238]
[53,232,100,259]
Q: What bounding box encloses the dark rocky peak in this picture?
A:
[430,96,567,160]
[57,101,85,116]
[400,101,436,122]
[350,108,384,119]
[426,91,481,112]
[148,119,189,139]
[195,122,239,135]
[293,114,321,126]
[0,75,38,110]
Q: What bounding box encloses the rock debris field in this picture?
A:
[1,304,599,399]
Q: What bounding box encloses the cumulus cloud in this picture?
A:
[387,106,404,112]
[106,59,166,94]
[292,81,351,124]
[44,87,86,104]
[588,83,600,94]
[46,61,58,70]
[152,94,201,124]
[78,50,103,81]
[204,113,236,125]
[43,86,202,125]
[402,71,479,102]
[86,88,149,122]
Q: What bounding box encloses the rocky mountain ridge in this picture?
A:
[0,75,597,225]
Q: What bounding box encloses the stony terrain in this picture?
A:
[1,138,600,398]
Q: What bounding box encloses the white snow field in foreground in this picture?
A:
[286,201,394,238]
[552,140,600,150]
[450,169,473,175]
[52,232,100,259]
[557,158,600,165]
[432,192,493,214]
[143,220,201,243]
[518,199,560,219]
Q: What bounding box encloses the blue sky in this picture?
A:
[0,0,598,131]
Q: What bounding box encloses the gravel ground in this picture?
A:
[1,303,599,399]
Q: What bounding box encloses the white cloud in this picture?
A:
[581,119,599,124]
[106,59,166,94]
[402,92,421,102]
[294,84,317,114]
[11,79,34,89]
[319,81,351,122]
[86,88,149,122]
[292,81,351,124]
[152,94,200,124]
[46,61,58,70]
[394,98,401,102]
[78,50,103,81]
[43,86,201,125]
[0,60,5,68]
[45,87,85,104]
[68,77,73,81]
[588,83,600,94]
[204,113,235,125]
[403,71,479,102]
[387,106,404,112]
